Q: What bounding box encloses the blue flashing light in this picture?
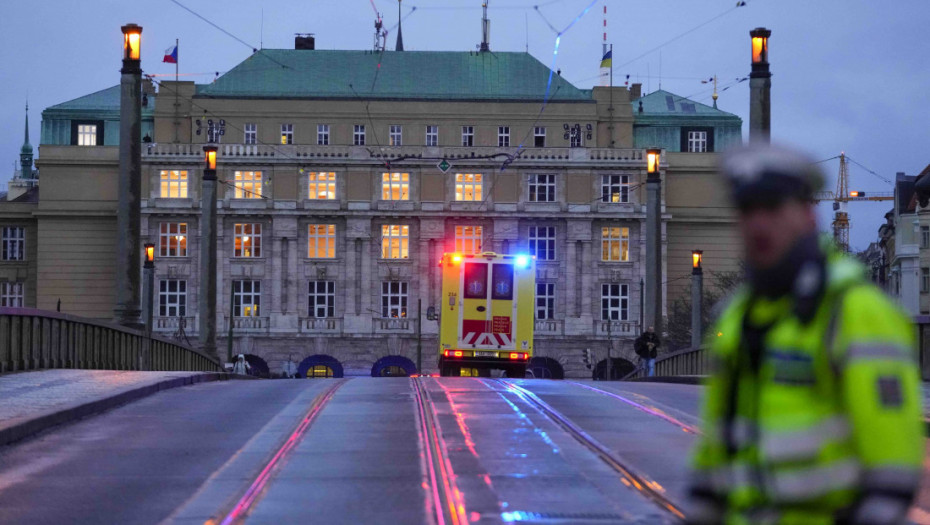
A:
[515,255,530,268]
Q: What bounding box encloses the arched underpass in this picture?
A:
[297,354,344,378]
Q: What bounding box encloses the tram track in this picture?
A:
[494,379,687,522]
[413,377,470,525]
[216,378,347,525]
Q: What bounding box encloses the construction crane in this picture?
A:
[812,153,894,252]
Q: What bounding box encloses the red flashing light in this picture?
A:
[445,350,464,358]
[508,352,528,360]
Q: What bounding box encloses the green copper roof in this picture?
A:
[196,49,592,102]
[634,89,740,119]
[47,85,121,111]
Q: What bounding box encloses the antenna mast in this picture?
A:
[480,1,490,52]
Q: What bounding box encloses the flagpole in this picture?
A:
[174,39,179,143]
[175,38,179,84]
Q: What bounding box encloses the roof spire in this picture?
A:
[395,0,404,51]
[21,102,32,155]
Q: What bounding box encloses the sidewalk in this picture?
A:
[0,369,229,446]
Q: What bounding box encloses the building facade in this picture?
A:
[29,46,743,377]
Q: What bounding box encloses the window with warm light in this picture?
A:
[77,124,97,146]
[389,125,403,146]
[601,283,629,321]
[308,281,335,318]
[381,281,408,318]
[528,174,556,202]
[0,282,24,307]
[529,226,556,261]
[425,125,438,146]
[244,123,257,145]
[1,227,25,261]
[234,224,262,258]
[455,173,482,201]
[281,124,293,145]
[308,172,336,200]
[601,227,630,262]
[382,172,410,201]
[536,282,555,320]
[159,170,188,198]
[317,124,330,145]
[381,225,409,259]
[158,279,187,317]
[455,226,483,255]
[601,175,630,203]
[233,171,263,199]
[462,126,474,147]
[308,224,336,258]
[498,126,510,147]
[233,280,261,317]
[159,223,188,257]
[354,125,366,146]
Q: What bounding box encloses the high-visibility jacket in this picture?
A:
[689,254,924,525]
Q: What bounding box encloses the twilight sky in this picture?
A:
[1,0,928,250]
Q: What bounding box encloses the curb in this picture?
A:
[628,376,707,385]
[0,372,238,447]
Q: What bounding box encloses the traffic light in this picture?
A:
[583,348,593,369]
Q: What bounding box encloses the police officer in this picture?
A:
[688,144,924,525]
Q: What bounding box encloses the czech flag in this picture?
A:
[163,45,178,64]
[599,49,612,68]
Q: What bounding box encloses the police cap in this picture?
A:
[719,143,825,210]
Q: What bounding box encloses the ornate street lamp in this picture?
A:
[691,250,704,350]
[200,145,220,360]
[749,27,772,142]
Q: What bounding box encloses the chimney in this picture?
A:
[630,83,642,100]
[295,34,315,50]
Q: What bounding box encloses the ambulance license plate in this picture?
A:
[475,351,497,358]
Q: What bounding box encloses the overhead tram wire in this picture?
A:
[167,0,291,70]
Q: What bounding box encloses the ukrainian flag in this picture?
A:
[600,49,612,68]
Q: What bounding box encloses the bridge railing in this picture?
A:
[0,308,220,374]
[624,346,709,380]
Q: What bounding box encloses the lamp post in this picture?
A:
[749,27,772,143]
[199,146,219,360]
[115,23,144,328]
[644,148,663,335]
[141,243,155,369]
[691,250,703,350]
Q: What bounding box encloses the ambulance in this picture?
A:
[437,251,535,377]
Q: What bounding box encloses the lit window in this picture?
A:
[77,124,97,146]
[529,226,556,261]
[308,281,336,318]
[281,124,293,145]
[528,174,556,202]
[462,126,474,147]
[455,226,483,255]
[536,282,555,319]
[244,123,257,145]
[498,126,510,147]
[354,125,366,146]
[308,224,336,258]
[425,125,438,147]
[381,281,408,318]
[233,280,261,317]
[390,125,403,146]
[158,279,187,317]
[382,172,409,201]
[159,170,188,198]
[381,225,409,259]
[308,172,336,200]
[0,282,24,307]
[601,283,629,321]
[601,174,630,203]
[233,171,262,199]
[317,124,330,146]
[687,130,708,153]
[534,126,546,147]
[159,223,188,257]
[234,224,262,258]
[601,227,630,262]
[1,227,26,261]
[455,173,482,201]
